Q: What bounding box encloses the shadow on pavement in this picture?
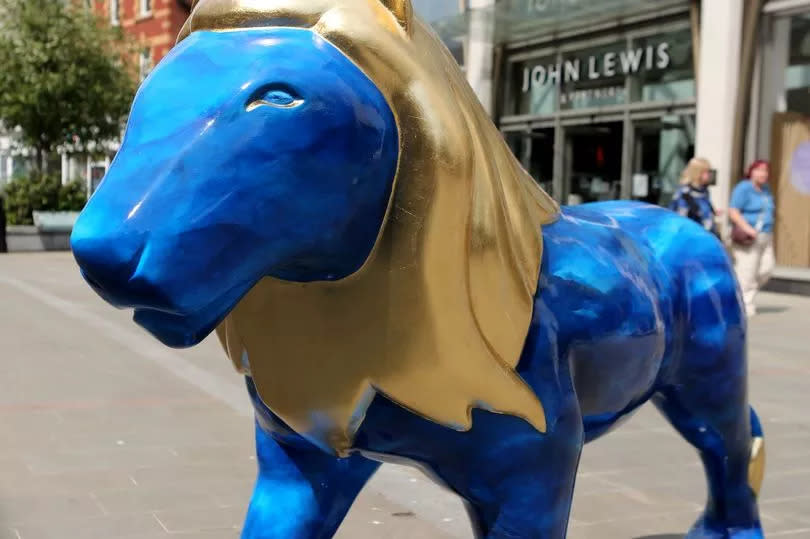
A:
[758,305,789,314]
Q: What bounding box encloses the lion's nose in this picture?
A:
[71,214,188,314]
[70,212,150,309]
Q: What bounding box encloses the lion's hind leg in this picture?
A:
[652,264,764,538]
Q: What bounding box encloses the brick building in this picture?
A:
[93,0,192,78]
[47,1,193,193]
[1,1,193,189]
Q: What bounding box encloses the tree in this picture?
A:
[0,0,136,177]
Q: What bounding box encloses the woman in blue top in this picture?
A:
[669,157,718,235]
[729,160,776,317]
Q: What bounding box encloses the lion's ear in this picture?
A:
[379,0,413,34]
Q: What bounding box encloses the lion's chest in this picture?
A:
[218,265,546,455]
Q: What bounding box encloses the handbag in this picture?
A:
[731,225,755,246]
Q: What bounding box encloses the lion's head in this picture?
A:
[72,0,559,453]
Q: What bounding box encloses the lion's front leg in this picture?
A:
[242,421,379,539]
[472,399,583,538]
[406,384,584,539]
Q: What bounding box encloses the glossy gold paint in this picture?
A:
[748,436,765,497]
[188,0,560,455]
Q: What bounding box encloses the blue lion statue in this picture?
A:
[70,0,766,537]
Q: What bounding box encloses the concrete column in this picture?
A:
[756,16,791,159]
[695,0,744,212]
[466,0,496,114]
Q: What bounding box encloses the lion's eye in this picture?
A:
[247,86,303,111]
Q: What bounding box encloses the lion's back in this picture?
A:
[532,201,740,439]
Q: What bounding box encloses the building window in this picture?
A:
[110,0,119,25]
[140,0,152,16]
[139,48,153,81]
[0,155,8,186]
[89,162,108,195]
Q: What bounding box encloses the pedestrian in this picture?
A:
[669,157,718,235]
[728,159,775,317]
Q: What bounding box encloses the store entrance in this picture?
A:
[565,122,623,205]
[632,115,695,206]
[503,128,555,196]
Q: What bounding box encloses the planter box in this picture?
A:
[32,211,79,232]
[2,212,78,252]
[6,225,71,252]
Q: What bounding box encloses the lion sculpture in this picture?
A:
[70,1,766,537]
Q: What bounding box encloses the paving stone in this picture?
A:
[91,484,221,516]
[0,493,104,526]
[570,511,698,539]
[335,489,460,539]
[758,510,810,536]
[1,253,809,538]
[132,532,239,539]
[1,469,136,498]
[756,468,810,500]
[768,528,810,537]
[14,514,165,539]
[152,506,245,533]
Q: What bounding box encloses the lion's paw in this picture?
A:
[686,516,765,539]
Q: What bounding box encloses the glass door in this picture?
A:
[631,115,695,206]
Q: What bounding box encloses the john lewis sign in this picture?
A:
[521,42,671,93]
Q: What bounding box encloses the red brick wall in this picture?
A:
[94,0,191,63]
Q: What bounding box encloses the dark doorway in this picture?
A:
[503,128,555,197]
[566,122,623,204]
[528,128,554,196]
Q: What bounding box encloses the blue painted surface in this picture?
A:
[71,28,399,348]
[241,203,762,538]
[668,184,717,234]
[71,27,764,539]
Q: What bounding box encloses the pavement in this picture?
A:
[0,252,808,539]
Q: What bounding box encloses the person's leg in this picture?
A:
[756,234,776,288]
[744,235,775,315]
[733,243,761,317]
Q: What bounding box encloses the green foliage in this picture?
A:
[3,175,87,225]
[0,0,136,175]
[57,178,88,212]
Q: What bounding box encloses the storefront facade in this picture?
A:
[499,12,695,206]
[434,0,810,274]
[437,0,697,207]
[751,1,810,269]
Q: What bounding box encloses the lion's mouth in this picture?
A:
[133,308,220,348]
[132,278,256,349]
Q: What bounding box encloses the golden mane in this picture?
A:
[184,0,560,455]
